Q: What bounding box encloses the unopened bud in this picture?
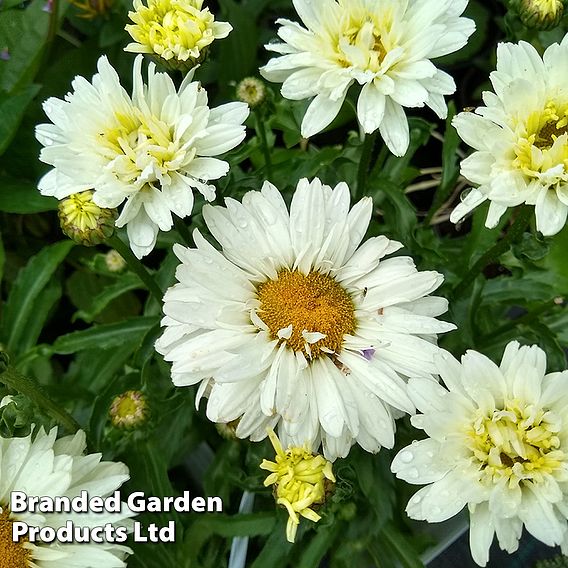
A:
[516,0,564,29]
[58,191,117,246]
[236,77,266,108]
[105,249,126,272]
[109,390,149,429]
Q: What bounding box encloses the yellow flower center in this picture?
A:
[97,108,188,190]
[0,506,31,567]
[127,0,217,62]
[513,101,568,177]
[467,401,565,486]
[59,191,104,231]
[110,390,148,428]
[256,270,356,359]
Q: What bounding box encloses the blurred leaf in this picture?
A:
[1,240,73,353]
[73,274,144,323]
[249,521,294,568]
[0,0,50,92]
[377,523,425,568]
[0,177,57,213]
[0,84,41,156]
[50,316,158,354]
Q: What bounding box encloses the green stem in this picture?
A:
[174,216,193,247]
[47,0,59,45]
[451,206,533,298]
[255,111,273,179]
[0,364,82,434]
[108,235,163,303]
[356,131,378,198]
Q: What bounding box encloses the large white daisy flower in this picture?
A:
[451,38,568,235]
[260,0,474,156]
[392,342,568,566]
[0,427,132,567]
[155,178,455,460]
[36,55,249,258]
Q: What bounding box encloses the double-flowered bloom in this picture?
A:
[452,38,568,236]
[36,55,248,258]
[392,342,568,566]
[261,0,474,156]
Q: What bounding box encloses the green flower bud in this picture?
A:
[236,77,266,108]
[109,390,149,429]
[516,0,564,30]
[58,190,117,246]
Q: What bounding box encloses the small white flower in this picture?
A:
[156,177,455,460]
[392,341,568,566]
[36,55,249,258]
[451,37,568,236]
[260,0,474,156]
[0,427,132,566]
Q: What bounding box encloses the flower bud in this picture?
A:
[109,390,149,429]
[236,77,266,108]
[104,249,126,272]
[516,0,564,29]
[69,0,114,19]
[58,191,117,246]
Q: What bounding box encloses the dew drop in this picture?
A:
[407,467,419,479]
[460,188,472,202]
[411,494,422,504]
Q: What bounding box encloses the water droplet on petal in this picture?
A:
[399,450,413,463]
[460,188,472,202]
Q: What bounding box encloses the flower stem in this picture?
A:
[108,235,163,303]
[451,206,533,298]
[0,359,82,434]
[255,111,273,179]
[356,131,378,198]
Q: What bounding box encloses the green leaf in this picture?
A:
[0,84,41,156]
[298,523,340,568]
[378,523,425,568]
[73,274,144,323]
[249,520,293,568]
[50,316,158,355]
[0,231,4,286]
[0,177,58,213]
[2,240,73,353]
[0,0,50,93]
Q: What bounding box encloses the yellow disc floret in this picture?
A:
[0,506,31,567]
[256,270,356,359]
[466,399,564,487]
[125,0,232,69]
[260,429,335,543]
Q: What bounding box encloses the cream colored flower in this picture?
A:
[0,427,132,567]
[125,0,232,69]
[260,0,474,156]
[261,429,335,543]
[451,38,568,235]
[156,177,455,460]
[36,55,248,258]
[392,342,568,566]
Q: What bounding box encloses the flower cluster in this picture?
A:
[29,0,568,563]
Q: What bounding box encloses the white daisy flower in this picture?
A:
[36,55,249,258]
[155,178,455,460]
[392,342,568,566]
[0,427,132,566]
[451,38,568,236]
[260,0,474,156]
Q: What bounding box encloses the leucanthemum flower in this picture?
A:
[392,342,568,566]
[155,177,455,460]
[260,0,475,156]
[260,429,335,543]
[125,0,232,70]
[451,38,568,236]
[0,426,132,567]
[36,55,249,258]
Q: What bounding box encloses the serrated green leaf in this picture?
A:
[0,177,58,213]
[2,240,73,353]
[50,316,158,354]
